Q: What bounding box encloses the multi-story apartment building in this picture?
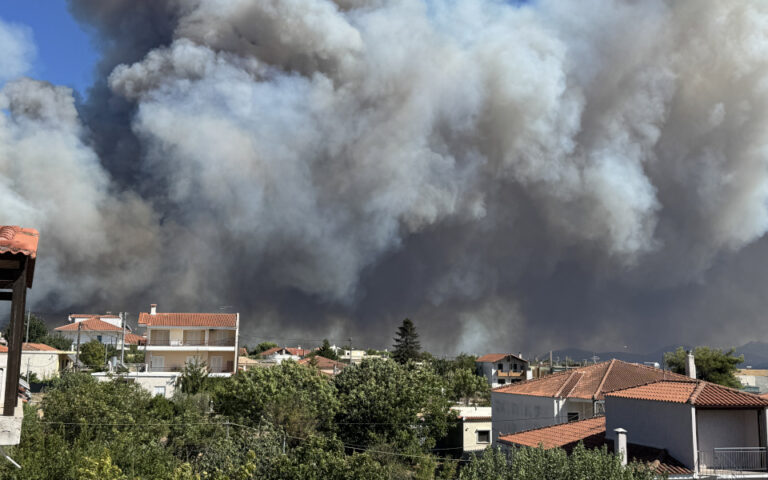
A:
[141,304,239,375]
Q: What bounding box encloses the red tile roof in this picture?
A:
[259,346,310,358]
[0,343,66,353]
[123,333,146,345]
[239,347,248,356]
[0,226,38,258]
[498,417,691,475]
[476,353,526,363]
[138,312,237,328]
[494,359,692,400]
[607,380,768,407]
[298,355,346,370]
[69,314,121,319]
[55,318,122,332]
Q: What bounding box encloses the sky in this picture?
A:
[0,2,96,95]
[2,0,768,357]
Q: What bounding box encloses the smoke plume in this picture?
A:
[3,0,768,354]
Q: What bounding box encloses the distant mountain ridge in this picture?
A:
[540,343,768,369]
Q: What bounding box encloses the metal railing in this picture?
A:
[147,339,236,347]
[698,447,768,474]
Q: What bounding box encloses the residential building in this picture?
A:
[737,368,768,394]
[0,343,73,380]
[258,346,310,364]
[298,355,347,377]
[54,314,144,350]
[491,359,692,440]
[453,406,493,455]
[94,304,239,398]
[476,353,530,388]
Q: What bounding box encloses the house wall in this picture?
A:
[696,409,761,453]
[492,392,566,442]
[93,372,178,398]
[463,419,492,452]
[605,397,697,468]
[20,353,61,379]
[147,351,235,372]
[60,331,123,349]
[478,358,529,388]
[564,399,594,422]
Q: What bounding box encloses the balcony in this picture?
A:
[497,371,525,378]
[147,361,234,374]
[147,338,236,347]
[698,448,768,475]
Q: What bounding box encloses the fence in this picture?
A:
[698,447,767,474]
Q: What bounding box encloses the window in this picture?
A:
[498,379,506,385]
[567,412,579,422]
[477,431,490,444]
[96,335,103,342]
[210,356,224,373]
[153,386,166,397]
[497,363,503,371]
[150,355,165,371]
[513,364,518,372]
[151,330,170,346]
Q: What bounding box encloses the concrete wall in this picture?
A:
[606,397,697,468]
[564,399,594,422]
[697,409,761,453]
[93,372,178,398]
[20,352,63,379]
[492,392,565,441]
[463,419,492,452]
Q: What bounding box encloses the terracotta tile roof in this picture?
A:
[0,343,66,353]
[298,355,346,370]
[498,417,691,475]
[607,380,768,407]
[239,347,248,356]
[123,333,146,345]
[259,346,310,358]
[55,318,122,332]
[0,226,38,258]
[494,359,692,400]
[476,353,527,363]
[138,312,237,328]
[498,416,607,449]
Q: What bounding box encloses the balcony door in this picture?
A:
[150,355,165,371]
[210,356,223,373]
[183,330,204,346]
[152,330,170,346]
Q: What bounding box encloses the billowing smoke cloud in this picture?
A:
[3,0,768,354]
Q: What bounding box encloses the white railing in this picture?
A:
[698,447,767,474]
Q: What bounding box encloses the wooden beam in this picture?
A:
[0,260,20,270]
[3,257,26,416]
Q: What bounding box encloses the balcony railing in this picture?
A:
[698,448,768,474]
[147,339,236,347]
[147,364,233,374]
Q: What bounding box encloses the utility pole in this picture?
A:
[24,311,30,344]
[75,321,82,371]
[120,312,126,366]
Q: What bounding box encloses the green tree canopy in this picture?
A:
[251,341,279,355]
[44,333,73,351]
[3,313,48,344]
[446,368,490,405]
[664,346,743,388]
[79,340,106,369]
[392,318,421,364]
[176,358,210,395]
[334,359,453,453]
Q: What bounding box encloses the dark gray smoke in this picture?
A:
[3,0,768,354]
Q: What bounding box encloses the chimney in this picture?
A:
[685,350,696,379]
[614,428,627,466]
[150,304,157,315]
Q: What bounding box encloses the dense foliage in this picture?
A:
[664,346,744,388]
[392,318,421,364]
[314,339,339,360]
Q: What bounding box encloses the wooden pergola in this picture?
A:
[0,226,38,416]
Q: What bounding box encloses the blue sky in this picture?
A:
[0,1,98,96]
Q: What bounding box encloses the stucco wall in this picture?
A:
[564,399,593,422]
[148,351,235,372]
[20,353,61,379]
[93,373,178,398]
[463,419,492,452]
[492,392,565,442]
[605,397,696,468]
[697,409,761,453]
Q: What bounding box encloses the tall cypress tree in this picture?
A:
[392,318,421,364]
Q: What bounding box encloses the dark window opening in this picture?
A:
[477,431,490,443]
[567,412,579,422]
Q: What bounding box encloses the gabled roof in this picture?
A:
[55,317,122,332]
[138,312,237,328]
[606,380,768,408]
[298,355,346,370]
[476,353,527,363]
[498,417,691,475]
[259,346,311,358]
[123,333,146,345]
[494,359,692,400]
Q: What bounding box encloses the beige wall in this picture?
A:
[148,351,235,372]
[462,419,492,452]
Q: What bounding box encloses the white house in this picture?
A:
[476,353,530,388]
[93,304,239,398]
[491,359,692,440]
[257,346,310,364]
[453,406,493,455]
[737,369,768,394]
[53,314,144,351]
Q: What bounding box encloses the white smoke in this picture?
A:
[3,0,768,352]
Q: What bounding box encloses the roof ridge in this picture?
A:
[554,371,581,398]
[594,359,616,399]
[688,381,706,404]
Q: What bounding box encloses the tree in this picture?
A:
[446,368,490,405]
[392,318,421,364]
[251,341,278,355]
[334,359,453,453]
[79,340,106,369]
[176,358,210,395]
[315,339,338,360]
[664,346,744,388]
[44,333,73,351]
[2,313,48,343]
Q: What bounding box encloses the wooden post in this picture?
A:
[3,257,27,416]
[75,322,82,371]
